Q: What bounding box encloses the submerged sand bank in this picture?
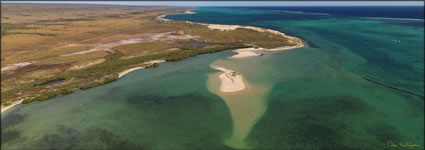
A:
[207,64,268,149]
[118,60,165,78]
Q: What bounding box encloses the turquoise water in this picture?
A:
[2,7,424,150]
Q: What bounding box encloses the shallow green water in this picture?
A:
[1,52,237,150]
[2,7,424,150]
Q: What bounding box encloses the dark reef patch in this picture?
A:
[33,127,141,150]
[366,122,403,143]
[1,113,29,144]
[1,130,21,144]
[246,95,399,150]
[125,92,213,111]
[1,113,28,131]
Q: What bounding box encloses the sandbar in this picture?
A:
[210,65,246,93]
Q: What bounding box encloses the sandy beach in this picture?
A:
[230,47,265,58]
[210,65,246,93]
[118,60,165,78]
[1,99,24,114]
[230,39,303,59]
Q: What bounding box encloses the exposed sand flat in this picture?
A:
[211,66,246,93]
[184,10,196,14]
[118,60,165,78]
[232,51,261,58]
[1,99,24,114]
[231,47,266,58]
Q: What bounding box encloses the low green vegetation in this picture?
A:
[3,102,11,106]
[114,41,177,57]
[21,98,34,104]
[145,63,159,68]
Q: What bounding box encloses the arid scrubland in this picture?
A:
[1,4,297,107]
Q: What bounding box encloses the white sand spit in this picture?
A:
[118,60,165,78]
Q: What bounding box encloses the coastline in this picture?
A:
[2,8,305,114]
[158,12,305,59]
[1,99,24,113]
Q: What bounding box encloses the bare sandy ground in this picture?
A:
[1,61,36,72]
[61,31,197,57]
[69,59,106,70]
